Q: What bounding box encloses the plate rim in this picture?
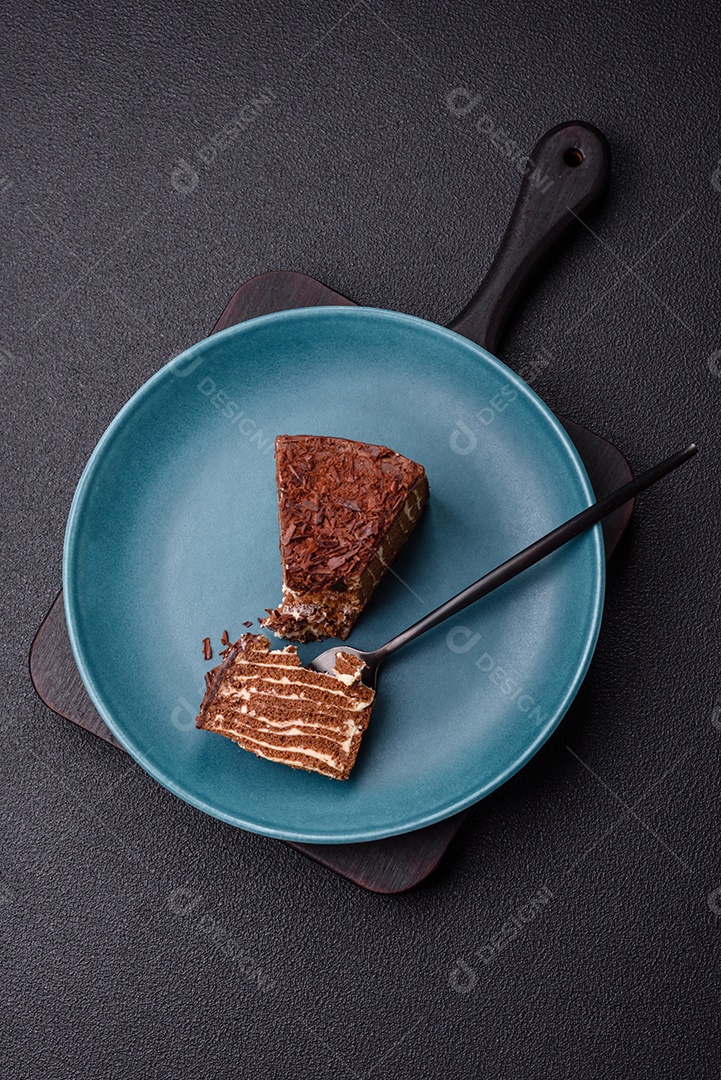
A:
[63,305,605,843]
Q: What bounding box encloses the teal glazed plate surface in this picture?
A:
[63,307,605,843]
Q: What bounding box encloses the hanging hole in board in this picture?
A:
[563,147,584,167]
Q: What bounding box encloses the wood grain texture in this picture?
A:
[449,122,611,354]
[30,595,122,748]
[444,121,632,554]
[211,269,355,333]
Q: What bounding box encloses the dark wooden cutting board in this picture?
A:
[30,123,634,892]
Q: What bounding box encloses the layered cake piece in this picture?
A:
[196,634,375,780]
[262,435,429,642]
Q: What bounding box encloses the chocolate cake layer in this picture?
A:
[196,634,375,780]
[261,435,429,642]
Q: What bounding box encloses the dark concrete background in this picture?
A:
[2,1,720,1076]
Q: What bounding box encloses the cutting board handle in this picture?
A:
[448,121,611,355]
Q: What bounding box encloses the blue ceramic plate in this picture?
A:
[64,307,604,843]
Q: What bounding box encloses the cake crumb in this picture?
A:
[202,637,212,661]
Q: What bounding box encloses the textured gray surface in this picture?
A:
[2,1,721,1077]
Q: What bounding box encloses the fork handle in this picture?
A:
[375,445,697,663]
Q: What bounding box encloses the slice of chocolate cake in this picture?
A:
[196,634,375,780]
[261,435,429,642]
